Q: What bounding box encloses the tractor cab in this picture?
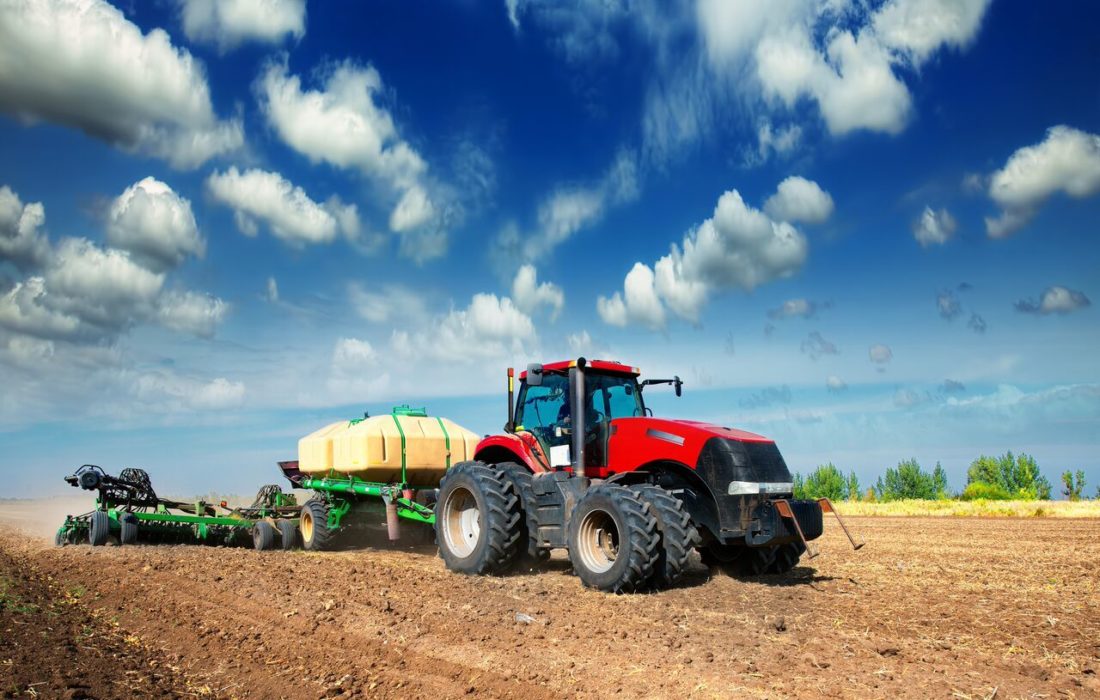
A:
[510,360,683,472]
[513,360,642,468]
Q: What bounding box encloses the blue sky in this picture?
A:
[1,0,1098,498]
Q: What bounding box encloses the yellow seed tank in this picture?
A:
[297,407,480,487]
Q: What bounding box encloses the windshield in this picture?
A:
[514,370,644,434]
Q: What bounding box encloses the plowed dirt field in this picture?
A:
[1,506,1098,699]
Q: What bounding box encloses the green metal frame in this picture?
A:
[300,474,436,525]
[57,490,300,546]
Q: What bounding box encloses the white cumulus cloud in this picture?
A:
[0,0,243,168]
[1014,286,1091,316]
[430,293,536,361]
[986,126,1100,237]
[258,59,439,239]
[206,167,359,246]
[912,206,957,247]
[597,262,667,330]
[106,177,203,270]
[511,264,564,320]
[763,176,835,224]
[178,0,306,51]
[0,186,49,270]
[156,290,228,338]
[0,187,227,344]
[599,184,810,328]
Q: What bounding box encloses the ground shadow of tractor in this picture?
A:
[325,537,832,590]
[501,554,834,591]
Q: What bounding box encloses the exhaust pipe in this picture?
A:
[507,367,515,432]
[569,357,586,478]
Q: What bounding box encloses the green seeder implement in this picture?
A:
[278,462,438,550]
[57,465,302,550]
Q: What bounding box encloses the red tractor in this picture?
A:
[434,358,862,592]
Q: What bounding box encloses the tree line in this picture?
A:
[791,452,1095,502]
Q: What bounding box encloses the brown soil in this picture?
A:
[1,509,1098,699]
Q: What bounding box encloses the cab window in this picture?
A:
[515,373,569,433]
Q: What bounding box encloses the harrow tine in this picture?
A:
[817,498,866,550]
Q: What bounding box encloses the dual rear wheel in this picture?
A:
[434,462,699,593]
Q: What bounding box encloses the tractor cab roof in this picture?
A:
[519,359,640,380]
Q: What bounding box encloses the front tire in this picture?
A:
[435,461,522,575]
[628,485,699,590]
[735,547,776,576]
[768,542,805,574]
[567,485,660,593]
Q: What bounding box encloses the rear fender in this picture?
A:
[474,434,548,473]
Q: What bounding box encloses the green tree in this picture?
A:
[846,471,861,501]
[1061,470,1086,501]
[874,458,942,501]
[932,462,950,499]
[966,452,1051,500]
[792,472,805,499]
[794,463,849,500]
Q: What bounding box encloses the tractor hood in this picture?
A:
[607,417,794,495]
[645,418,773,444]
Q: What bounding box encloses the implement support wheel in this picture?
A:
[89,511,109,546]
[253,521,276,551]
[276,519,297,550]
[119,513,138,545]
[300,499,333,551]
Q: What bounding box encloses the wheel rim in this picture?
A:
[441,486,480,558]
[301,510,314,544]
[576,508,619,574]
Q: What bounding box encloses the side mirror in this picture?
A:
[674,376,683,397]
[526,363,544,387]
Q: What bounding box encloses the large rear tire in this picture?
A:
[435,461,522,575]
[567,484,660,593]
[628,484,699,590]
[89,511,109,546]
[498,462,550,569]
[119,513,138,545]
[300,499,334,551]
